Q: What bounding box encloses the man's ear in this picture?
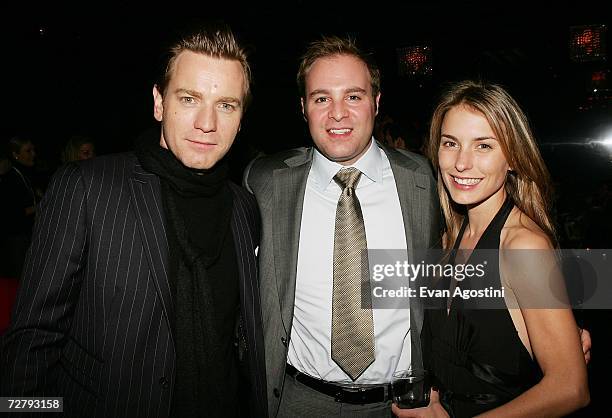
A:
[374,92,381,116]
[153,85,164,122]
[300,97,307,122]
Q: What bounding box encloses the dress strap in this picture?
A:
[474,196,514,250]
[452,218,469,252]
[454,196,514,253]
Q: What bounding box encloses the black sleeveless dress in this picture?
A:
[423,198,543,417]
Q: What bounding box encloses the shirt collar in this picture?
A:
[310,138,383,191]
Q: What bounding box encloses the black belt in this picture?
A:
[285,364,392,405]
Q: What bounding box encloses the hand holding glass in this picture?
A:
[391,369,430,409]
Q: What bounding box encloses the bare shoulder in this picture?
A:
[501,208,553,250]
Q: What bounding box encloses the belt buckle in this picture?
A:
[334,385,378,404]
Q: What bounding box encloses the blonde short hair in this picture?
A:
[157,24,251,108]
[297,35,380,100]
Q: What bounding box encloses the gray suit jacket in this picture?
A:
[244,143,440,417]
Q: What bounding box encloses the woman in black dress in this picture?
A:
[394,81,589,417]
[0,136,39,277]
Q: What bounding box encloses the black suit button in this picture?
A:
[159,377,169,388]
[281,337,287,346]
[273,388,280,398]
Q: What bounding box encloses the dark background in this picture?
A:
[1,3,611,416]
[2,4,610,159]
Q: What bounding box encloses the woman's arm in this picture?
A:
[478,233,589,417]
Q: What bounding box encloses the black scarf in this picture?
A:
[135,130,240,417]
[134,129,230,198]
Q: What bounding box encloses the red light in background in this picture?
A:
[570,25,607,62]
[397,45,432,77]
[592,71,606,82]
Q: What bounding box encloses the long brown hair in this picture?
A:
[427,80,557,249]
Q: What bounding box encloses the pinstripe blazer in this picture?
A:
[244,143,440,417]
[0,153,267,418]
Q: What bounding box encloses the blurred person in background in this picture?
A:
[61,135,96,162]
[0,154,10,175]
[0,136,40,277]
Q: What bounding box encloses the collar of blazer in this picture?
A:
[281,147,314,168]
[132,159,158,182]
[378,142,431,190]
[279,141,431,188]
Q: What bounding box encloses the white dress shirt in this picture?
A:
[287,139,410,384]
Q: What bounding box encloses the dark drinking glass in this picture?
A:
[391,369,430,409]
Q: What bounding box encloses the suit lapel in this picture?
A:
[385,147,430,254]
[273,150,313,332]
[229,186,268,415]
[384,146,431,367]
[229,187,253,306]
[129,162,174,345]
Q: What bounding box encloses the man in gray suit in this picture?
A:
[244,36,440,417]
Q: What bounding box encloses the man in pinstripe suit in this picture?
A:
[1,25,266,418]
